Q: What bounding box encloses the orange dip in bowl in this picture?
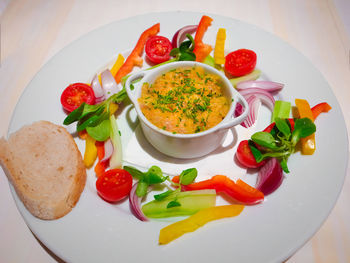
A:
[138,66,230,134]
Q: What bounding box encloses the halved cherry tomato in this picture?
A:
[60,83,95,112]
[96,169,133,202]
[145,36,172,64]
[236,140,266,169]
[224,49,257,77]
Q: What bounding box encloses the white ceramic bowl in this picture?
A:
[125,61,249,159]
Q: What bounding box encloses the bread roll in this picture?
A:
[0,121,86,220]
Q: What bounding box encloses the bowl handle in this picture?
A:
[125,71,147,105]
[218,93,249,130]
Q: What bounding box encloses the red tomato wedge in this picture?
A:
[225,49,257,77]
[60,83,95,112]
[96,169,133,203]
[145,35,173,64]
[236,140,266,169]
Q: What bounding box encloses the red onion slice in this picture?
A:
[129,182,148,221]
[239,88,275,111]
[236,80,284,93]
[172,25,198,48]
[101,139,113,163]
[101,69,122,99]
[241,95,260,128]
[235,88,275,128]
[256,158,283,195]
[91,74,105,103]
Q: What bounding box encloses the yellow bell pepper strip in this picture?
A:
[193,15,213,62]
[214,28,226,64]
[83,134,97,168]
[109,102,119,115]
[114,23,160,83]
[159,204,244,245]
[311,102,332,120]
[295,99,315,155]
[110,54,125,77]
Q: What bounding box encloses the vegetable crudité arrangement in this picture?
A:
[60,15,332,244]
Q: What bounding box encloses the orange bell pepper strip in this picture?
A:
[295,99,315,155]
[94,141,108,177]
[311,102,332,120]
[114,23,160,83]
[193,15,213,62]
[174,174,264,205]
[159,204,244,245]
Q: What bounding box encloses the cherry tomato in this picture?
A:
[145,36,172,64]
[96,169,133,202]
[236,140,266,169]
[60,83,95,112]
[224,49,257,77]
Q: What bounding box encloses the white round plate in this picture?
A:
[8,12,348,263]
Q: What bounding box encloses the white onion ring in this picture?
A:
[239,88,275,111]
[101,139,113,163]
[100,69,122,99]
[91,74,105,103]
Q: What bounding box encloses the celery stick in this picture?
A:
[229,69,261,88]
[271,100,291,122]
[203,55,223,71]
[142,189,216,218]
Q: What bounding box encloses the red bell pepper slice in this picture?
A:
[94,141,108,177]
[193,15,213,62]
[311,102,332,120]
[176,175,264,205]
[114,23,160,83]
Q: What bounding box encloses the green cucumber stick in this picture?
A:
[229,69,261,88]
[271,101,291,122]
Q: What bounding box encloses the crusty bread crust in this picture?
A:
[0,121,86,220]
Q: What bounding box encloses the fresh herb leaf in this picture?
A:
[136,180,149,197]
[179,40,192,52]
[169,48,180,57]
[251,132,278,149]
[179,168,197,185]
[154,190,174,201]
[86,119,111,141]
[145,166,166,184]
[275,118,291,138]
[123,166,144,180]
[179,51,196,61]
[248,140,264,163]
[167,200,181,208]
[280,158,290,173]
[63,88,127,130]
[170,34,196,62]
[291,117,316,145]
[63,102,86,125]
